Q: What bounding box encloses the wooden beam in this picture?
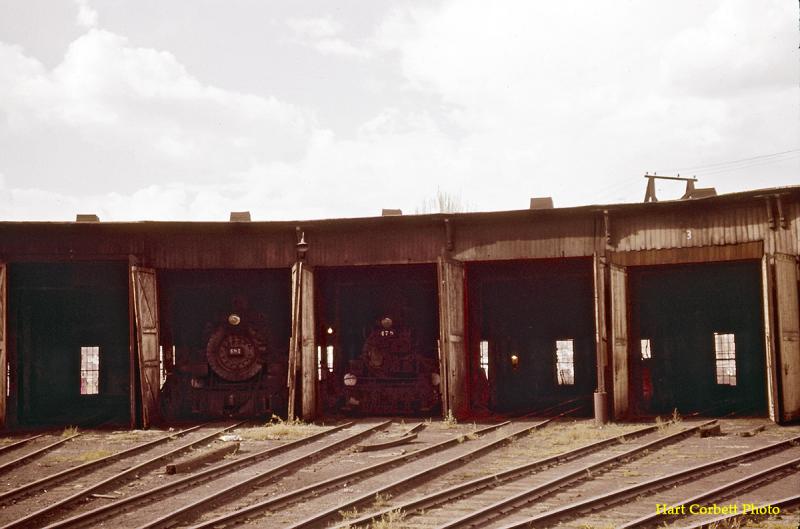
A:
[0,263,6,429]
[609,263,629,419]
[774,254,800,422]
[761,255,780,422]
[300,264,316,421]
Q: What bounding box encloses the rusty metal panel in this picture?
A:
[614,203,769,253]
[131,266,160,428]
[452,215,596,261]
[438,256,467,418]
[610,263,629,419]
[774,254,800,422]
[610,241,763,267]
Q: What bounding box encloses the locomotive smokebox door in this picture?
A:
[206,313,267,382]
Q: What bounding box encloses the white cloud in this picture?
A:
[286,16,371,59]
[75,0,98,29]
[0,27,313,198]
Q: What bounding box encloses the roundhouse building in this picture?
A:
[0,186,797,429]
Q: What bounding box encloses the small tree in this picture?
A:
[415,188,469,214]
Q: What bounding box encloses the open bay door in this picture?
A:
[0,263,6,428]
[438,256,468,418]
[289,262,316,421]
[131,266,161,428]
[774,254,800,422]
[609,263,629,419]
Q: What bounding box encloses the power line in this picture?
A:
[674,148,800,172]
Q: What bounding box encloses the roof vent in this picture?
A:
[529,197,554,210]
[229,211,251,222]
[689,187,717,199]
[76,214,100,222]
[381,208,402,216]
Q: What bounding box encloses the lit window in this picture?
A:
[714,333,736,386]
[159,345,175,388]
[80,346,100,395]
[317,345,334,380]
[479,340,489,378]
[640,339,652,360]
[555,339,575,386]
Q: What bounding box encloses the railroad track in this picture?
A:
[1,422,245,529]
[3,417,792,529]
[336,419,705,529]
[0,432,81,477]
[38,420,388,529]
[477,433,800,528]
[34,423,368,529]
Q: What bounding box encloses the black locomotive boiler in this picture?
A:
[340,317,440,415]
[161,300,287,419]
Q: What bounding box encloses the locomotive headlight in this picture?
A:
[343,373,357,386]
[228,313,241,326]
[431,373,441,386]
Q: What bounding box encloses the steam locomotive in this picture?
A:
[339,317,441,415]
[160,304,287,419]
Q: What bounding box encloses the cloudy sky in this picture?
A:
[0,1,797,221]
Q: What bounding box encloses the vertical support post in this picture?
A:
[288,262,302,421]
[0,262,6,429]
[593,254,609,424]
[128,256,138,428]
[774,254,800,422]
[610,262,630,419]
[761,255,780,422]
[300,265,316,421]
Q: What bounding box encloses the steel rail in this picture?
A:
[0,434,80,476]
[137,420,393,529]
[439,420,718,529]
[0,434,43,457]
[619,455,800,528]
[0,423,210,506]
[277,420,558,529]
[335,420,668,529]
[41,420,357,529]
[187,420,532,529]
[3,422,244,529]
[492,433,800,529]
[672,493,800,529]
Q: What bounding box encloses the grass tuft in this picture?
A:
[238,415,325,441]
[61,425,79,438]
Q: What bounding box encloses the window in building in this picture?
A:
[317,345,334,380]
[479,340,489,378]
[640,339,652,360]
[159,345,175,389]
[714,333,736,386]
[80,346,100,395]
[555,339,575,386]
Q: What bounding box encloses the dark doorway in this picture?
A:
[9,262,130,427]
[158,269,290,420]
[468,259,596,415]
[630,261,766,416]
[316,265,440,415]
